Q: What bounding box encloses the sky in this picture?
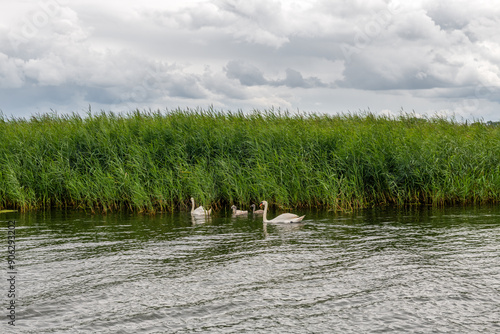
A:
[1,0,499,121]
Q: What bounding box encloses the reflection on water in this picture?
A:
[191,214,212,225]
[2,206,500,333]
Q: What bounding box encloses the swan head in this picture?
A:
[250,204,256,209]
[259,201,267,208]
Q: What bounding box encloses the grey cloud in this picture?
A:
[272,68,327,88]
[224,60,267,86]
[0,84,82,115]
[279,68,306,88]
[392,12,439,41]
[424,1,486,31]
[278,36,348,61]
[218,0,282,25]
[316,0,390,18]
[337,56,451,91]
[202,68,248,100]
[334,3,500,95]
[224,60,328,89]
[159,2,235,30]
[84,85,136,105]
[166,74,206,99]
[117,70,207,103]
[153,0,289,47]
[1,20,208,104]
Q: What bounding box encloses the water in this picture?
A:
[2,206,500,333]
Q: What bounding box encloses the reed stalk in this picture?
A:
[1,108,499,212]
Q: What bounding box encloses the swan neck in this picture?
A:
[263,202,269,223]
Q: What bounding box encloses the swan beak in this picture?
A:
[259,202,263,208]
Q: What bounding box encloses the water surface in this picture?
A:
[2,206,500,333]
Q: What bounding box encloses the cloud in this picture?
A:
[151,0,290,48]
[273,68,327,88]
[224,59,328,89]
[202,66,248,100]
[0,0,499,121]
[424,0,499,34]
[224,60,267,86]
[0,52,24,88]
[334,1,500,97]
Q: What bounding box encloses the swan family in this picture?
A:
[190,198,305,223]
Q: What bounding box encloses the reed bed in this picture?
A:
[1,108,499,213]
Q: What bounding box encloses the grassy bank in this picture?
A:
[1,108,499,213]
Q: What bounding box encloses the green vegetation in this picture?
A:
[1,108,499,213]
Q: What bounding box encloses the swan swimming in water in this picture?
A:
[190,197,212,216]
[231,205,248,216]
[259,200,305,223]
[250,204,264,215]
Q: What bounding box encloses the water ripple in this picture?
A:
[12,207,500,333]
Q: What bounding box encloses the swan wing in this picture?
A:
[290,215,306,223]
[269,213,305,223]
[192,206,211,215]
[192,206,205,214]
[191,211,206,216]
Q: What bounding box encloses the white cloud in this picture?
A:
[0,53,25,88]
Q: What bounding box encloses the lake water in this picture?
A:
[2,205,500,333]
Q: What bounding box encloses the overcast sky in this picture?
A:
[1,0,499,120]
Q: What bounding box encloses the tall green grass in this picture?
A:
[1,108,499,212]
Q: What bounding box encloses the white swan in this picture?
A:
[259,200,305,223]
[190,197,211,216]
[231,205,248,216]
[250,204,264,215]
